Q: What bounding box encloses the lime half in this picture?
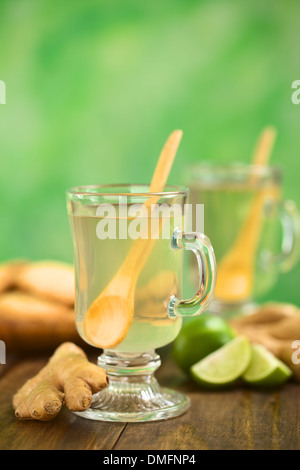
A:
[190,336,251,388]
[243,344,292,387]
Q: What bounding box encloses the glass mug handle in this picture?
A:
[263,199,300,272]
[168,229,217,318]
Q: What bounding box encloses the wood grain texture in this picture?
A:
[0,353,299,450]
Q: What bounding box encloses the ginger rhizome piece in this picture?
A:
[13,342,108,421]
[229,303,300,382]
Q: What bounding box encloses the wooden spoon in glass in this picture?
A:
[84,130,183,348]
[214,127,277,302]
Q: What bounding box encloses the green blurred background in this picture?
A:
[0,0,299,304]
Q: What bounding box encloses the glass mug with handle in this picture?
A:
[187,164,300,315]
[67,184,216,422]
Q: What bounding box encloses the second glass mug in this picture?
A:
[66,184,217,422]
[187,164,300,315]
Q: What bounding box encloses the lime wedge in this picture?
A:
[243,344,292,387]
[172,314,235,373]
[190,336,251,388]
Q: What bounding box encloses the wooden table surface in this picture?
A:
[0,351,299,450]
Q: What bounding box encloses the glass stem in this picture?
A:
[98,350,161,383]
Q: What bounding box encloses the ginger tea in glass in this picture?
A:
[67,184,216,422]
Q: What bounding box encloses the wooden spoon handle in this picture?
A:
[120,130,183,278]
[149,130,183,194]
[252,126,277,167]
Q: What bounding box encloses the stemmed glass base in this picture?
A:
[73,350,190,422]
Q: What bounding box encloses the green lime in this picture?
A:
[172,314,235,373]
[243,344,292,387]
[190,336,251,388]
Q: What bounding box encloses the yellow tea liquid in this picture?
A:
[70,206,183,352]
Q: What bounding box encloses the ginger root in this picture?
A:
[229,303,300,382]
[0,260,81,352]
[13,342,108,421]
